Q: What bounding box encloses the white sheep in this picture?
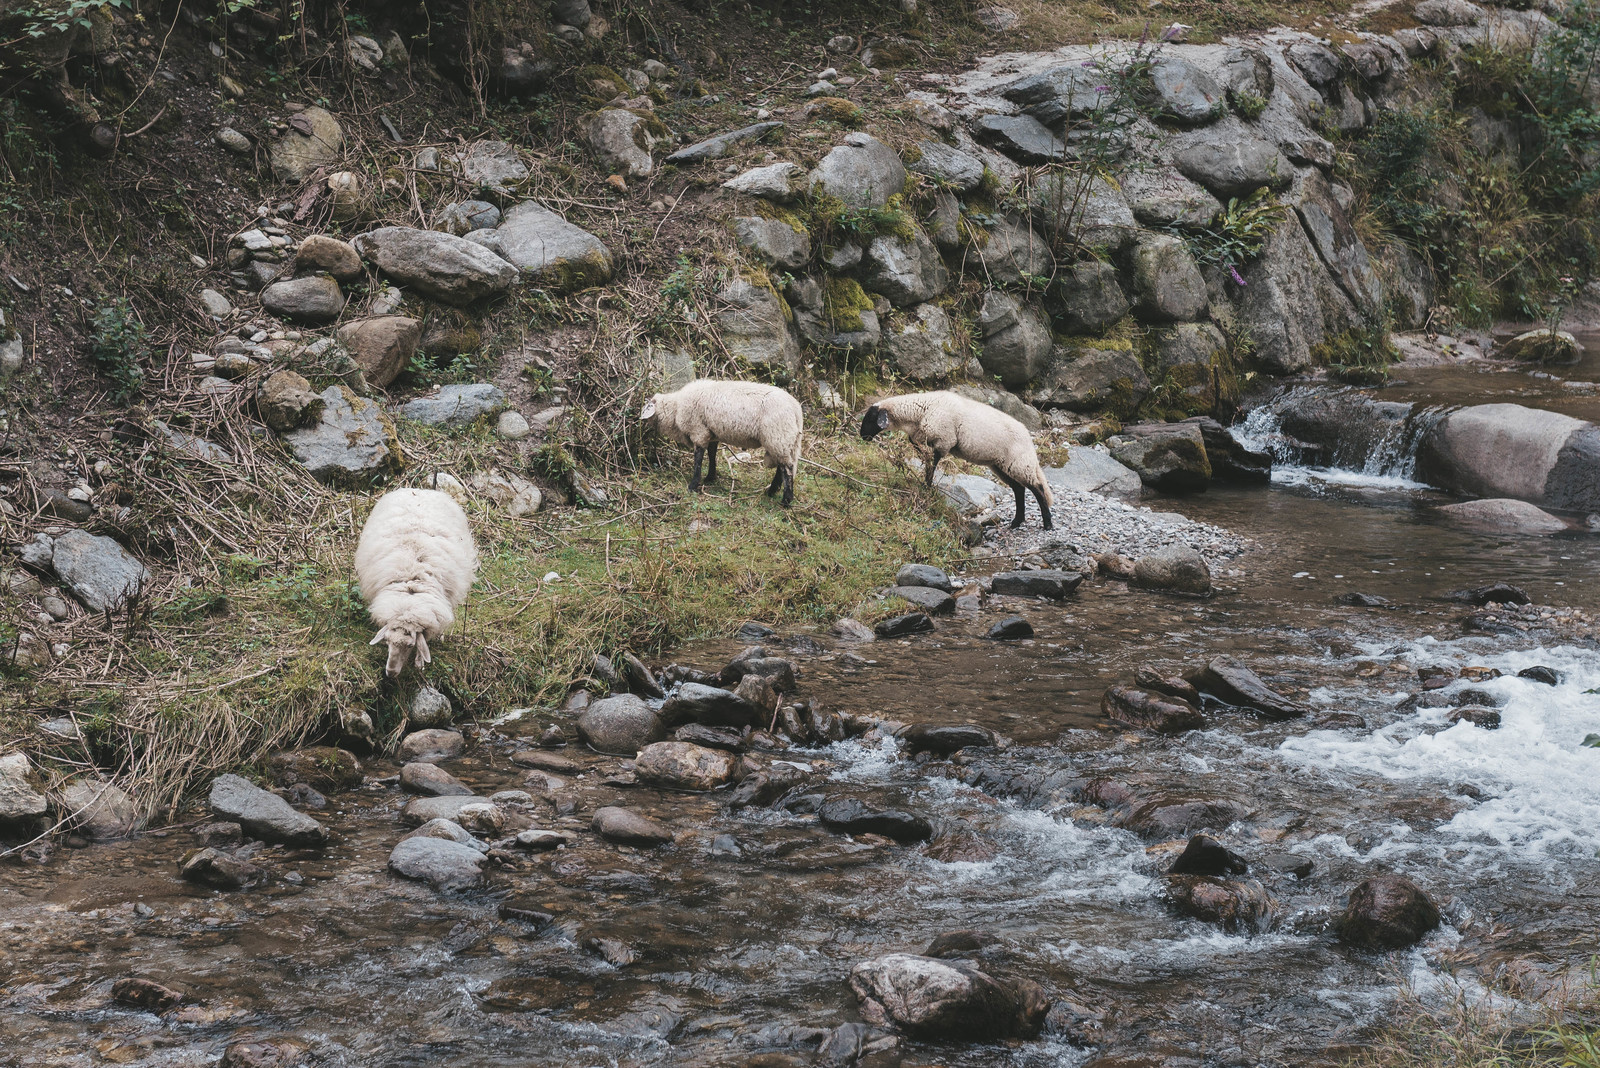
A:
[860,390,1055,530]
[354,487,479,676]
[641,379,804,505]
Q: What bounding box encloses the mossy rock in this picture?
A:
[823,276,873,332]
[754,201,811,236]
[809,97,864,127]
[576,65,631,102]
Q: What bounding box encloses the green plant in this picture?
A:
[529,442,576,482]
[1230,89,1268,120]
[1175,187,1283,280]
[12,0,129,38]
[87,298,146,404]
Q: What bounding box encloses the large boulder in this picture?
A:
[1499,328,1582,364]
[1029,346,1149,412]
[715,278,802,378]
[269,106,343,182]
[819,795,934,841]
[578,694,666,754]
[1416,403,1600,514]
[1132,546,1212,595]
[863,227,949,306]
[260,276,344,324]
[1295,172,1385,316]
[1232,207,1365,374]
[1127,234,1208,322]
[387,836,487,891]
[973,216,1054,287]
[1051,259,1130,334]
[1185,655,1307,718]
[352,227,516,305]
[47,529,149,612]
[399,383,507,427]
[337,316,420,388]
[0,752,49,834]
[1150,323,1230,410]
[283,386,403,488]
[909,140,986,191]
[1435,498,1567,535]
[849,953,1049,1038]
[732,216,811,270]
[808,133,907,209]
[1339,874,1441,948]
[55,778,143,839]
[1172,121,1293,198]
[975,291,1050,387]
[1150,55,1225,123]
[209,774,328,847]
[1110,423,1212,493]
[578,108,662,177]
[884,304,961,382]
[1045,447,1143,500]
[493,201,615,291]
[634,741,737,791]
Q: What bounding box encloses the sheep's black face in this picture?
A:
[859,406,888,441]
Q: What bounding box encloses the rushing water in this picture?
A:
[5,359,1600,1067]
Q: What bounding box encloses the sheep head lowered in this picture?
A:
[859,404,890,441]
[370,623,432,677]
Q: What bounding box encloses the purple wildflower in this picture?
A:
[1095,85,1110,92]
[1162,24,1182,40]
[1228,265,1247,287]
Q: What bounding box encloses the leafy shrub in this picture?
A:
[1175,187,1283,280]
[88,298,146,404]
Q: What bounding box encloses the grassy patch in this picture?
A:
[2,426,961,817]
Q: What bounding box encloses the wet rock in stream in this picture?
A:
[660,682,763,728]
[849,952,1049,1039]
[634,741,738,791]
[400,761,474,796]
[888,585,956,615]
[719,651,798,691]
[208,774,328,848]
[111,976,185,1011]
[901,723,1000,754]
[1133,666,1201,705]
[220,1038,309,1068]
[592,805,674,845]
[180,846,268,890]
[401,817,487,850]
[1131,546,1212,596]
[1518,665,1562,685]
[1085,778,1254,838]
[386,836,489,891]
[578,693,668,753]
[818,795,934,842]
[1164,875,1276,932]
[673,723,746,750]
[896,563,954,591]
[1185,655,1308,719]
[1167,833,1248,876]
[874,611,934,638]
[399,795,511,836]
[1449,706,1502,729]
[987,615,1034,639]
[1339,874,1441,948]
[727,765,811,808]
[396,728,466,763]
[266,746,363,790]
[1102,685,1206,733]
[1446,582,1531,606]
[990,569,1083,599]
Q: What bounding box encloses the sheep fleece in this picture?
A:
[649,379,803,469]
[355,488,479,637]
[877,391,1051,501]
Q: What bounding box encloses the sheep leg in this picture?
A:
[704,438,720,484]
[1033,486,1054,531]
[923,449,945,488]
[1000,474,1028,528]
[688,446,706,492]
[766,465,784,498]
[781,464,795,506]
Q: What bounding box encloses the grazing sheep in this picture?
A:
[860,390,1054,530]
[354,488,479,676]
[642,379,804,505]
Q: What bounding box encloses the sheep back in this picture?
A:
[650,379,803,468]
[874,391,1050,500]
[354,488,479,636]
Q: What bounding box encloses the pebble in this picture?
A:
[992,489,1249,563]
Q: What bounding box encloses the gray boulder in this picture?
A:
[1173,122,1293,198]
[715,278,802,377]
[890,585,955,615]
[1186,655,1307,718]
[850,953,1048,1039]
[438,200,501,236]
[936,473,1004,515]
[578,108,662,177]
[1029,346,1149,412]
[353,227,516,305]
[400,762,474,796]
[1128,234,1208,322]
[1051,259,1130,333]
[269,106,342,182]
[387,836,487,891]
[1123,168,1224,229]
[1001,62,1104,125]
[398,728,465,763]
[1045,447,1143,500]
[733,216,811,270]
[808,133,907,209]
[1499,329,1582,364]
[1151,323,1229,409]
[863,227,949,306]
[1415,0,1483,25]
[950,385,1042,431]
[0,751,48,833]
[48,529,149,612]
[660,682,761,728]
[260,276,344,324]
[897,563,954,592]
[666,121,784,164]
[723,161,805,201]
[578,694,666,754]
[975,291,1051,387]
[493,201,615,292]
[283,386,402,488]
[634,741,737,791]
[1417,403,1600,513]
[457,140,529,197]
[55,778,143,839]
[884,304,960,382]
[399,383,507,427]
[974,216,1054,286]
[1435,498,1568,535]
[1029,173,1135,244]
[971,113,1064,163]
[410,685,453,728]
[399,794,491,827]
[592,805,674,845]
[209,773,328,847]
[1295,173,1384,316]
[1151,55,1225,123]
[1110,423,1212,493]
[991,570,1082,599]
[1132,546,1213,595]
[910,140,986,191]
[1233,206,1364,374]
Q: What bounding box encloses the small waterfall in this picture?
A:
[1231,386,1443,490]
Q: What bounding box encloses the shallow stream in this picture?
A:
[5,347,1600,1067]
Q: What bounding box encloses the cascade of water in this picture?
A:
[1230,387,1440,490]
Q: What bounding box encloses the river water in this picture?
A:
[4,348,1600,1067]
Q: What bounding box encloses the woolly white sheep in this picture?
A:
[354,487,479,676]
[860,390,1055,530]
[641,379,805,505]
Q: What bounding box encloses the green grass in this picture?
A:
[3,429,961,816]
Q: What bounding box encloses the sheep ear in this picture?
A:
[369,626,389,646]
[414,633,432,667]
[640,399,657,420]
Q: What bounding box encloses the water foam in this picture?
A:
[1279,644,1600,857]
[1231,403,1433,493]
